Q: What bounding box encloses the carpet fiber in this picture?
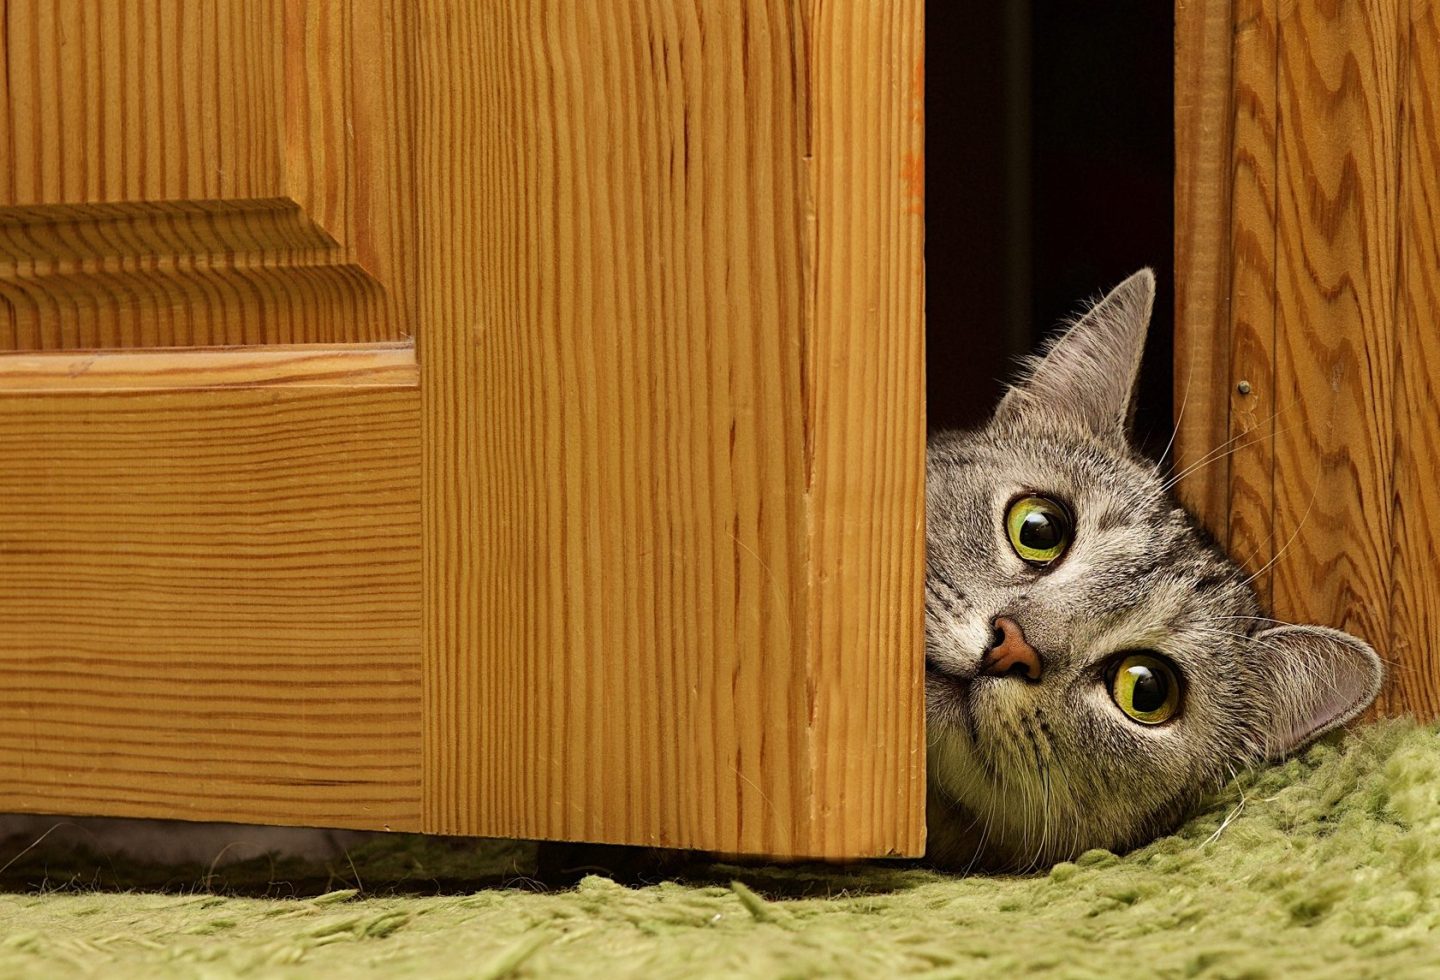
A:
[0,720,1436,978]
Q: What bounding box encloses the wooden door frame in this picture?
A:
[1175,0,1440,719]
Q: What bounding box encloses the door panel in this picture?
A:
[0,0,423,830]
[0,0,926,859]
[0,347,421,828]
[0,0,413,348]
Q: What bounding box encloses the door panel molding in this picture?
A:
[0,200,395,350]
[0,342,416,392]
[0,0,415,349]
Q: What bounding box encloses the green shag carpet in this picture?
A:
[0,720,1436,979]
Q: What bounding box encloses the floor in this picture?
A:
[0,720,1434,979]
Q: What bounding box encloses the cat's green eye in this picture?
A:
[1004,495,1072,566]
[1109,653,1181,725]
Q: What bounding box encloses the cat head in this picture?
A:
[924,269,1382,871]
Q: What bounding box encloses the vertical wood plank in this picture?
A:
[417,1,925,857]
[282,0,417,337]
[805,0,926,857]
[1173,0,1235,534]
[1175,0,1282,590]
[1386,0,1440,716]
[1223,0,1280,601]
[1267,0,1401,664]
[0,1,284,206]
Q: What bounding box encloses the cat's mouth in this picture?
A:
[925,656,981,747]
[925,656,977,712]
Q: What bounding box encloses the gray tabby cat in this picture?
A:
[924,268,1382,871]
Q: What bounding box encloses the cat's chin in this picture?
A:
[924,720,1083,872]
[924,789,1079,873]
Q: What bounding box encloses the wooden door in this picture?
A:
[1175,0,1440,720]
[0,2,926,858]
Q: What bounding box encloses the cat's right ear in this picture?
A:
[992,268,1155,444]
[1246,624,1383,761]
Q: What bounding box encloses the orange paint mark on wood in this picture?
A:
[901,151,925,217]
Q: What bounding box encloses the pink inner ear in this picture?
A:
[1278,682,1355,750]
[1260,627,1382,759]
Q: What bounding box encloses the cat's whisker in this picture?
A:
[1040,760,1059,871]
[1364,649,1408,671]
[1158,405,1287,492]
[962,789,1000,878]
[1013,726,1044,872]
[1159,438,1257,496]
[1203,767,1249,847]
[1187,625,1256,640]
[1047,754,1081,831]
[1155,325,1202,473]
[1023,718,1052,872]
[1160,413,1311,496]
[0,822,66,878]
[1229,762,1251,799]
[1027,744,1047,867]
[1002,721,1032,868]
[1239,473,1323,589]
[1212,614,1290,627]
[1161,410,1309,499]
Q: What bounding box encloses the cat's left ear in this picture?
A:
[1246,624,1383,760]
[993,267,1155,444]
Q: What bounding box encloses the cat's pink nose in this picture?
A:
[981,616,1043,681]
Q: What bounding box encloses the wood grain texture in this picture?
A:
[0,342,416,392]
[1176,0,1440,718]
[417,0,926,858]
[0,380,422,828]
[0,1,414,348]
[805,0,927,858]
[0,0,926,853]
[1173,0,1236,531]
[1223,0,1280,601]
[1386,0,1440,717]
[1174,0,1282,590]
[1267,0,1400,664]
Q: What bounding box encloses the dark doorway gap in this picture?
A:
[925,1,1175,459]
